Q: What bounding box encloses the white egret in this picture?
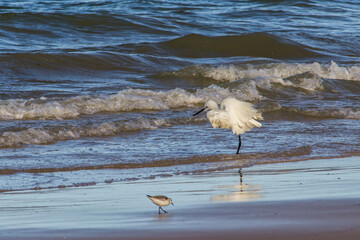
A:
[193,97,263,154]
[147,195,174,214]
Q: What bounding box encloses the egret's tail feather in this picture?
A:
[254,112,263,120]
[249,119,262,128]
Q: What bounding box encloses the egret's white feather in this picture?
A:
[205,97,262,135]
[206,110,233,130]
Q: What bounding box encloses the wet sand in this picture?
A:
[1,156,360,239]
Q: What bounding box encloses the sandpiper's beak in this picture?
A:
[171,202,174,206]
[193,108,206,116]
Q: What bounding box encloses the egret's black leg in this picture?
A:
[236,135,242,154]
[160,207,167,213]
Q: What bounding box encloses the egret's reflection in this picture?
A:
[211,170,263,202]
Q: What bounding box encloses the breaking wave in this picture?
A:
[0,88,201,120]
[1,61,359,121]
[166,61,360,83]
[1,103,357,149]
[0,118,172,148]
[0,85,258,120]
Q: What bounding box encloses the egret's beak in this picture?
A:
[193,108,206,116]
[171,202,174,206]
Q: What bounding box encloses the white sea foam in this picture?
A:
[1,62,358,121]
[1,105,357,149]
[0,89,199,120]
[165,62,359,98]
[0,85,259,120]
[196,61,360,94]
[203,61,360,82]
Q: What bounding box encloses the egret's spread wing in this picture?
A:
[206,110,233,130]
[220,98,262,135]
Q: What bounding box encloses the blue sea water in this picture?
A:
[0,0,359,191]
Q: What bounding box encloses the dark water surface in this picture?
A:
[0,0,359,191]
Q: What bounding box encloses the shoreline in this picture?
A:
[1,156,360,239]
[5,198,360,240]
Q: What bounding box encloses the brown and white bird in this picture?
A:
[147,195,174,214]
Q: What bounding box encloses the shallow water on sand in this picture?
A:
[0,0,360,191]
[1,157,360,235]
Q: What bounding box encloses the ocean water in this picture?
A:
[0,0,359,192]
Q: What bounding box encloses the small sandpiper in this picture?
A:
[147,195,174,214]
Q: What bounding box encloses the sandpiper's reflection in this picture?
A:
[211,170,263,202]
[154,213,172,221]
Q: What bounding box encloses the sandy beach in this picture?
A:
[1,156,360,240]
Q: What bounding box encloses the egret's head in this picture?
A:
[193,99,218,116]
[205,100,218,110]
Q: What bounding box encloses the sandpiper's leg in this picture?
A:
[158,207,161,214]
[236,135,242,154]
[160,207,168,213]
